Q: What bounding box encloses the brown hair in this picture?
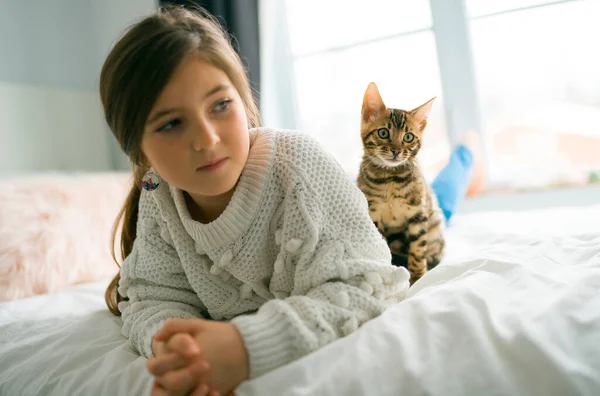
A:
[100,5,261,315]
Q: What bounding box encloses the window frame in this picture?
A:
[260,0,589,190]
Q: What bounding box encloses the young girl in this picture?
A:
[101,6,477,396]
[101,6,410,396]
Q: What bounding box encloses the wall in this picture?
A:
[0,0,157,175]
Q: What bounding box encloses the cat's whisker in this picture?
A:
[369,156,387,170]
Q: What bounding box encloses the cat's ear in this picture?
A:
[362,82,386,122]
[410,97,436,131]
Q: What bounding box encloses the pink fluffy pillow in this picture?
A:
[0,172,132,301]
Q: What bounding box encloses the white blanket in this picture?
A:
[1,205,599,396]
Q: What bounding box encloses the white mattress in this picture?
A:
[1,204,600,396]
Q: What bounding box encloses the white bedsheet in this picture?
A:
[1,204,599,396]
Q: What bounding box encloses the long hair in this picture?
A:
[100,5,260,315]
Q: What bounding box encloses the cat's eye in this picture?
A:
[377,128,390,139]
[403,132,415,143]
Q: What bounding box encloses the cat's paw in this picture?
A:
[407,258,427,285]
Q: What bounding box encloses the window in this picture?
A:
[291,31,449,181]
[469,0,600,189]
[261,0,450,181]
[261,0,600,191]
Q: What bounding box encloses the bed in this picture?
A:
[1,203,599,396]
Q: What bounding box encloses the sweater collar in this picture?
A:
[170,128,277,253]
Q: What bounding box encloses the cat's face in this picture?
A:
[360,82,435,168]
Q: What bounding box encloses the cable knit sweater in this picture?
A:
[117,127,410,379]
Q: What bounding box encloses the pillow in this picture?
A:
[0,172,132,301]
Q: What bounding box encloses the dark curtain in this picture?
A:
[159,0,260,105]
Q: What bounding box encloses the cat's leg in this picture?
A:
[406,211,430,284]
[385,226,406,256]
[425,212,445,270]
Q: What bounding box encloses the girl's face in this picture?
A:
[141,56,250,202]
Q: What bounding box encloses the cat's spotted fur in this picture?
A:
[357,82,445,284]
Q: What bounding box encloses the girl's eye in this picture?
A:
[377,128,389,139]
[403,132,415,143]
[157,119,181,132]
[213,99,232,113]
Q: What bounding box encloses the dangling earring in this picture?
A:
[141,168,160,192]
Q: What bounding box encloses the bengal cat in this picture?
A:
[357,82,445,285]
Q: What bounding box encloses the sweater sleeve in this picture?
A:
[231,136,410,378]
[117,189,206,358]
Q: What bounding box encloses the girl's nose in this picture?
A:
[191,117,219,151]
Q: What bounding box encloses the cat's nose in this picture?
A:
[391,149,400,158]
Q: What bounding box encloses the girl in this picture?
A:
[101,6,476,396]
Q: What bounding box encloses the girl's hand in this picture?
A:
[153,318,249,394]
[148,332,212,396]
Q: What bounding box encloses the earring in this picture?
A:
[141,169,160,192]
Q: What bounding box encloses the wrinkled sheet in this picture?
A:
[1,205,599,396]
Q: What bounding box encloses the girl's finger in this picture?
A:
[155,360,211,395]
[154,318,204,342]
[150,380,168,396]
[189,383,210,396]
[166,333,201,358]
[152,340,166,356]
[147,352,193,376]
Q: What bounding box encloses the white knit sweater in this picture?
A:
[117,128,410,379]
